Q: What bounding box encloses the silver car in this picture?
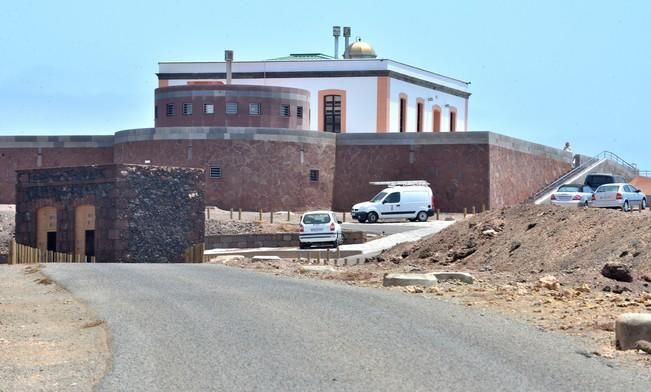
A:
[589,183,647,211]
[550,183,592,207]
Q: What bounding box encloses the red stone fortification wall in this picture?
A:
[0,147,114,204]
[489,145,571,208]
[333,144,491,212]
[113,138,335,211]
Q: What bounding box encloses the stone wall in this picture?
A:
[1,128,579,212]
[205,230,366,249]
[15,164,204,263]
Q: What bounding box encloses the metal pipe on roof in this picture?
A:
[343,27,351,59]
[333,26,341,59]
[224,50,234,84]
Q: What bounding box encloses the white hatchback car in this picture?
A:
[589,183,647,211]
[299,211,343,249]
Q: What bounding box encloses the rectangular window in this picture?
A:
[249,103,262,115]
[324,95,341,133]
[203,103,214,114]
[183,103,193,115]
[209,167,222,178]
[309,169,319,182]
[416,102,423,132]
[166,103,175,116]
[225,102,238,114]
[280,104,290,117]
[155,105,158,119]
[297,106,303,118]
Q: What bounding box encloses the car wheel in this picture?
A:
[357,217,366,223]
[583,200,589,208]
[367,212,378,224]
[299,242,308,249]
[623,201,630,212]
[416,211,428,222]
[642,198,648,210]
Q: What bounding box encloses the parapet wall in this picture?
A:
[0,129,572,212]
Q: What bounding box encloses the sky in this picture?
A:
[1,0,650,168]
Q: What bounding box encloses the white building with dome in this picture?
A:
[157,36,471,133]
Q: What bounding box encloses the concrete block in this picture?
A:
[383,273,438,287]
[615,313,651,350]
[252,256,281,262]
[430,272,475,284]
[300,265,337,273]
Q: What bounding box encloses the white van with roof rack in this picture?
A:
[350,181,435,223]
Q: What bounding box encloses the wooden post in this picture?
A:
[238,209,242,220]
[287,211,291,221]
[472,206,476,215]
[207,208,211,220]
[482,204,486,213]
[436,209,440,220]
[270,211,274,224]
[464,208,467,218]
[306,251,310,264]
[259,209,263,222]
[230,208,233,219]
[8,240,14,265]
[342,212,346,223]
[325,249,330,264]
[316,251,321,265]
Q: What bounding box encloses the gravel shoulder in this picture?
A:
[0,265,110,392]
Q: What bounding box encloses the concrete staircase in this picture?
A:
[533,151,639,205]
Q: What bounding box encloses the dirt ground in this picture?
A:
[0,265,110,391]
[212,203,651,367]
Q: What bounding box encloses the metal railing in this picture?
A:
[639,170,651,177]
[532,150,639,201]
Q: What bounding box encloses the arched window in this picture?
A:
[449,106,457,132]
[318,89,346,133]
[416,99,424,132]
[399,94,408,132]
[432,106,441,132]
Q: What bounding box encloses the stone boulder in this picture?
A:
[615,313,651,350]
[601,262,633,282]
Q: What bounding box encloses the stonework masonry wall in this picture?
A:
[2,129,575,213]
[15,164,204,263]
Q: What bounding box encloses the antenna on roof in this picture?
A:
[369,180,430,187]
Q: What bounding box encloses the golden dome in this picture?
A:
[346,38,377,59]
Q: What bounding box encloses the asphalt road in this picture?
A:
[46,264,650,392]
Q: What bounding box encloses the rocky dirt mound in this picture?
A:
[377,204,651,292]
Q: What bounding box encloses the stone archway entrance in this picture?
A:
[75,205,96,261]
[37,207,57,252]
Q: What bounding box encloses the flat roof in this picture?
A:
[158,58,470,93]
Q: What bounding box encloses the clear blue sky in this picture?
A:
[1,0,649,168]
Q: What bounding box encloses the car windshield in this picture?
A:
[558,185,580,192]
[302,213,331,225]
[370,192,387,202]
[596,185,619,193]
